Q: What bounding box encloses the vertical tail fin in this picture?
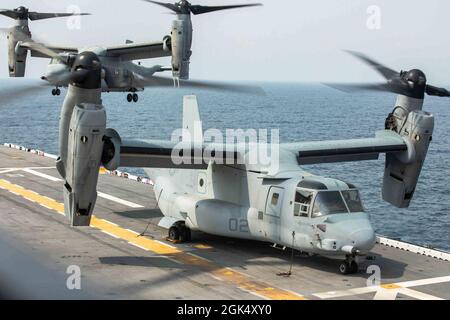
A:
[182,95,203,142]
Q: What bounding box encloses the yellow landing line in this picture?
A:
[0,179,65,215]
[0,179,305,300]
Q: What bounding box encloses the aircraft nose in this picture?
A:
[349,228,376,253]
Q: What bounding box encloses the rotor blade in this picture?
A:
[28,12,91,21]
[136,76,265,95]
[344,50,399,80]
[189,3,262,15]
[0,79,51,106]
[324,82,394,94]
[426,84,450,97]
[21,40,68,64]
[142,1,181,13]
[0,10,20,20]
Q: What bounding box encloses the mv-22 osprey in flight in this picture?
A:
[0,2,262,102]
[23,46,445,275]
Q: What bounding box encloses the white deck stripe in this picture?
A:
[0,169,17,174]
[396,276,450,288]
[314,287,375,299]
[22,168,62,182]
[314,275,450,299]
[398,288,444,300]
[97,192,144,208]
[373,288,398,300]
[21,167,144,209]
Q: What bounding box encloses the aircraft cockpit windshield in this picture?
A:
[312,190,365,217]
[294,187,365,218]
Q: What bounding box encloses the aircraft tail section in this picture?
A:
[182,95,203,142]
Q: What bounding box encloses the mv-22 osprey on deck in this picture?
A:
[1,2,262,102]
[9,49,448,274]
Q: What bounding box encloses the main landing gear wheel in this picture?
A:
[339,260,359,275]
[127,93,139,103]
[168,223,191,243]
[168,226,180,241]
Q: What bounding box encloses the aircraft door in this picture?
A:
[263,186,284,242]
[292,189,314,248]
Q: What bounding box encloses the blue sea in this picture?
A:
[1,79,449,251]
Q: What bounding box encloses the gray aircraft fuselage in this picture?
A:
[145,148,376,261]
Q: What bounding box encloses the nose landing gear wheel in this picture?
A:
[132,93,138,102]
[350,261,358,273]
[127,93,133,102]
[55,88,61,96]
[339,262,351,275]
[339,260,359,275]
[51,89,56,96]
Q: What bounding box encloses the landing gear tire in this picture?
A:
[350,261,358,274]
[127,93,133,102]
[180,227,191,242]
[339,260,358,275]
[168,223,191,243]
[51,89,56,96]
[132,93,138,102]
[339,262,351,275]
[56,88,61,96]
[168,226,180,241]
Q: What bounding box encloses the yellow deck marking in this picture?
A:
[0,179,64,214]
[381,283,402,290]
[0,178,305,300]
[194,244,214,250]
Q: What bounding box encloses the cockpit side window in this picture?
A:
[294,190,313,217]
[341,190,365,212]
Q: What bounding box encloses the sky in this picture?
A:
[0,0,450,84]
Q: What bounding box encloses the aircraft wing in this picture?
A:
[105,41,170,61]
[282,131,408,165]
[19,42,78,58]
[120,139,240,169]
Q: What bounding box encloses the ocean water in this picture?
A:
[1,79,449,251]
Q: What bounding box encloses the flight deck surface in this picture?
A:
[0,145,449,300]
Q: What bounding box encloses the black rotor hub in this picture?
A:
[399,69,427,99]
[14,6,29,20]
[175,0,191,14]
[70,51,102,89]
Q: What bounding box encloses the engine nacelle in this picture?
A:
[64,103,106,226]
[8,34,28,77]
[170,19,192,80]
[383,109,434,208]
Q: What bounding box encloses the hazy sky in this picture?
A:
[1,0,450,84]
